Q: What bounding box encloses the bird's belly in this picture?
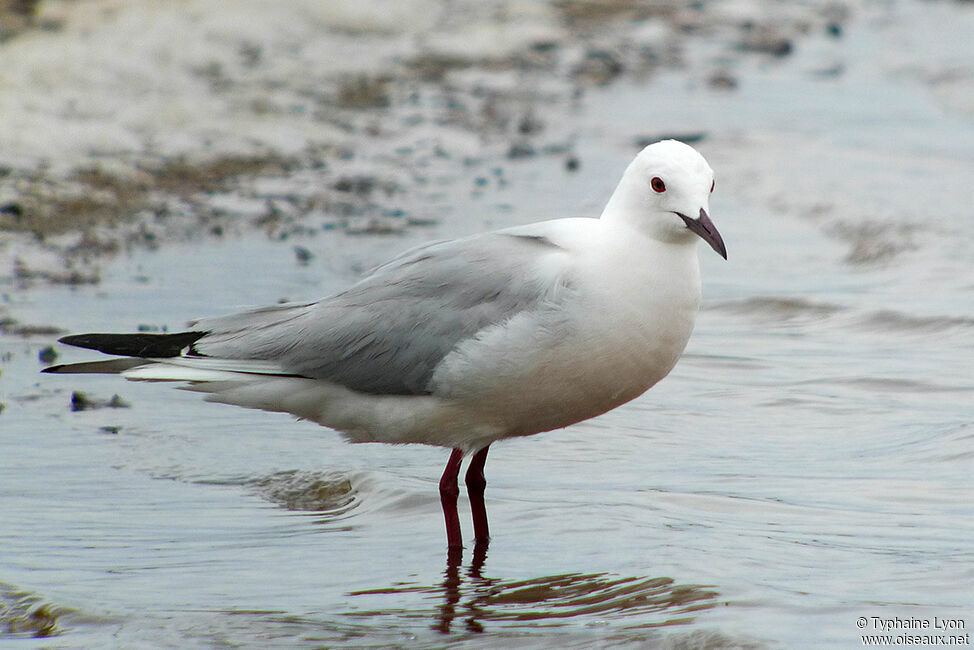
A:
[500,338,683,435]
[432,303,696,438]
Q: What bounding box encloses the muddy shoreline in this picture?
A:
[1,0,847,298]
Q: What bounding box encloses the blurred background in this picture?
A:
[2,1,972,647]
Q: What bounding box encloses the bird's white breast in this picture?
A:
[430,220,702,440]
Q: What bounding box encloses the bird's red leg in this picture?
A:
[439,448,464,549]
[465,445,490,544]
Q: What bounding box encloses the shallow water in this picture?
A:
[3,2,974,648]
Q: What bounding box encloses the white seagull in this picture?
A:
[45,140,726,549]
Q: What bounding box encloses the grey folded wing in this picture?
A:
[191,232,571,395]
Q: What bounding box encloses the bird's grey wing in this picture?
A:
[191,232,571,395]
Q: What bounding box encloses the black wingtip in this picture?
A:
[56,331,206,358]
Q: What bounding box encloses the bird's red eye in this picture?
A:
[651,177,666,193]
[710,179,715,193]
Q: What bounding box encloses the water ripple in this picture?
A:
[710,296,974,338]
[345,550,720,634]
[709,296,844,323]
[0,582,69,639]
[248,470,359,514]
[857,309,974,334]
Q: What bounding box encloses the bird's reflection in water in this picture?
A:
[348,542,720,634]
[432,542,489,634]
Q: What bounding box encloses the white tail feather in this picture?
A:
[122,357,289,382]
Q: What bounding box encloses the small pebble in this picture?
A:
[507,142,536,159]
[38,346,58,364]
[293,246,314,264]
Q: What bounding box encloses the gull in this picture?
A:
[44,140,726,549]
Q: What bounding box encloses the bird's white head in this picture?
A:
[601,140,726,259]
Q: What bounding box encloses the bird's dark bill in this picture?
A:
[679,209,727,260]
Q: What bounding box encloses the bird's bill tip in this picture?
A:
[679,209,727,260]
